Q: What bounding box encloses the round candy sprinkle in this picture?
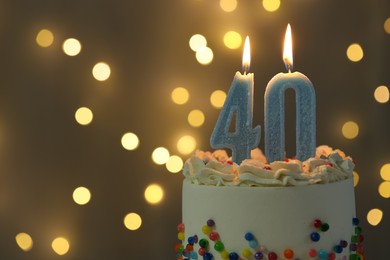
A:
[242,248,252,258]
[214,241,224,252]
[175,244,184,253]
[283,248,294,259]
[228,252,239,260]
[188,236,195,245]
[310,232,320,242]
[207,219,215,227]
[351,235,359,243]
[254,251,264,259]
[199,239,209,248]
[355,226,362,234]
[249,239,258,249]
[318,250,328,259]
[202,225,212,235]
[340,240,348,248]
[190,251,198,259]
[313,219,322,228]
[186,244,194,251]
[350,243,357,251]
[177,223,185,232]
[328,252,336,260]
[220,251,229,260]
[198,247,207,256]
[178,232,185,241]
[183,249,190,257]
[308,248,317,257]
[352,217,360,226]
[203,252,213,260]
[349,254,360,260]
[268,251,278,260]
[320,223,330,232]
[333,245,343,254]
[209,231,220,241]
[244,232,254,241]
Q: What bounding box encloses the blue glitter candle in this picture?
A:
[264,24,316,163]
[211,37,261,164]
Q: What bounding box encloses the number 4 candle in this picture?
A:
[264,24,316,163]
[211,36,261,164]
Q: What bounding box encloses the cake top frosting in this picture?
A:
[183,145,354,187]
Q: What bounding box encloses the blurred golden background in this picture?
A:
[0,0,389,259]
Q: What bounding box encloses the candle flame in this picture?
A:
[283,24,293,72]
[242,36,250,74]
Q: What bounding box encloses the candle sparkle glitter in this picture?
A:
[211,36,261,164]
[264,24,316,163]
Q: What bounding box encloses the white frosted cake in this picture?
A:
[175,146,365,260]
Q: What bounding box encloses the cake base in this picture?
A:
[181,178,360,259]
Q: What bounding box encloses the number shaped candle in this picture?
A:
[264,24,316,163]
[211,37,261,164]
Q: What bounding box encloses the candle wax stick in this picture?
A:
[264,71,316,162]
[211,72,261,164]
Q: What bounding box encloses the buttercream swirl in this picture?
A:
[183,146,354,187]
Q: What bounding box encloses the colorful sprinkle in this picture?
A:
[220,251,229,260]
[320,223,330,232]
[333,245,343,254]
[199,239,209,248]
[242,248,252,258]
[328,251,336,260]
[209,231,220,241]
[310,232,320,242]
[254,251,264,259]
[198,247,207,256]
[340,240,348,248]
[207,219,215,227]
[203,252,213,260]
[178,232,185,241]
[244,232,254,241]
[313,219,322,229]
[228,252,239,260]
[268,251,278,260]
[249,239,258,249]
[202,225,212,235]
[283,248,294,259]
[352,217,360,226]
[177,223,185,232]
[308,248,317,257]
[214,241,224,252]
[190,251,198,259]
[318,249,328,259]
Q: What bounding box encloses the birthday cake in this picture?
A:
[175,146,364,260]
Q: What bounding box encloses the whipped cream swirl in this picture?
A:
[183,146,354,187]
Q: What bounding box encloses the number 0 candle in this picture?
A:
[264,24,316,163]
[211,36,261,164]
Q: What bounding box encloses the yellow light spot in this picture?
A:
[196,47,214,65]
[189,34,207,52]
[384,18,390,34]
[188,109,205,127]
[171,87,190,105]
[36,29,54,47]
[367,208,383,226]
[353,171,359,187]
[152,147,170,165]
[346,43,364,62]
[177,135,197,155]
[210,90,227,108]
[380,163,390,181]
[51,237,70,255]
[92,62,111,81]
[15,233,33,252]
[374,85,389,104]
[124,212,142,230]
[341,121,359,139]
[75,107,93,125]
[378,181,390,198]
[166,155,184,173]
[220,0,237,12]
[262,0,281,12]
[121,132,139,150]
[223,31,242,50]
[62,38,82,56]
[144,184,164,204]
[72,187,91,205]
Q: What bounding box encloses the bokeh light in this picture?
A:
[374,85,389,103]
[124,213,142,231]
[177,135,197,155]
[378,181,390,198]
[92,62,111,81]
[380,163,390,181]
[171,87,190,105]
[189,34,207,52]
[15,233,33,252]
[75,107,93,125]
[121,132,139,150]
[367,208,383,226]
[62,38,82,56]
[188,109,205,127]
[36,29,54,47]
[384,17,390,34]
[346,43,364,62]
[219,0,237,12]
[72,187,91,205]
[262,0,281,12]
[51,237,70,255]
[151,147,170,165]
[144,184,164,204]
[353,171,359,187]
[166,155,183,173]
[210,90,227,108]
[196,46,214,65]
[223,31,242,49]
[341,121,359,139]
